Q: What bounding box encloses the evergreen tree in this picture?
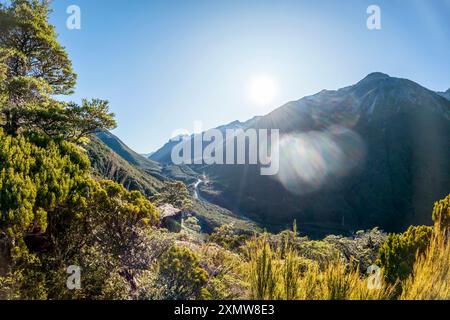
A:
[0,0,115,139]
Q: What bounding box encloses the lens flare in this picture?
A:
[273,126,366,195]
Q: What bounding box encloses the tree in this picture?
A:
[0,49,7,108]
[0,1,115,139]
[0,0,76,96]
[38,179,162,300]
[14,99,117,143]
[0,0,161,300]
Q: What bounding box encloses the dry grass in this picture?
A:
[401,226,450,300]
[246,234,394,300]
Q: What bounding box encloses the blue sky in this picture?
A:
[48,0,450,153]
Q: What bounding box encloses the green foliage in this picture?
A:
[152,181,192,210]
[0,127,162,299]
[0,1,115,139]
[18,100,116,143]
[0,0,165,300]
[246,234,278,300]
[199,244,248,300]
[378,225,433,285]
[0,49,8,109]
[280,221,301,300]
[399,194,450,299]
[183,215,202,233]
[0,0,76,96]
[86,135,163,196]
[0,129,90,255]
[401,217,450,300]
[191,200,259,235]
[324,228,387,272]
[244,232,393,300]
[158,245,208,300]
[209,224,249,250]
[432,194,450,234]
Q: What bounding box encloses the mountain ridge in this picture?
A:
[438,88,450,100]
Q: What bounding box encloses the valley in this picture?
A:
[89,73,450,238]
[144,73,450,237]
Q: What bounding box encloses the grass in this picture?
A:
[244,228,447,300]
[400,226,449,300]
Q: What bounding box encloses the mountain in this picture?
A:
[150,117,262,164]
[95,131,163,176]
[86,135,164,196]
[152,73,450,236]
[438,88,450,101]
[141,152,155,158]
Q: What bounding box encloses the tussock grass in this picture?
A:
[246,233,394,300]
[401,226,450,300]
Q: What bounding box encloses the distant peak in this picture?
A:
[363,72,390,81]
[228,120,242,126]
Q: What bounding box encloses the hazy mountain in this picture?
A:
[438,88,450,100]
[151,73,450,236]
[150,117,262,164]
[141,152,155,158]
[149,135,187,164]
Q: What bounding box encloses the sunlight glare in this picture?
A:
[248,75,279,107]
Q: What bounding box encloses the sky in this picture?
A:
[48,0,450,153]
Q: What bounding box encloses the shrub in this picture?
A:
[377,225,432,285]
[432,194,450,235]
[401,224,449,299]
[209,224,249,250]
[246,234,278,300]
[158,245,208,300]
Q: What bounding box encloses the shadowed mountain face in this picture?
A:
[152,73,450,236]
[438,88,450,100]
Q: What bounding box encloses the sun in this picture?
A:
[248,75,279,107]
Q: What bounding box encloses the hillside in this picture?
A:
[95,131,163,175]
[88,133,256,234]
[86,135,164,196]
